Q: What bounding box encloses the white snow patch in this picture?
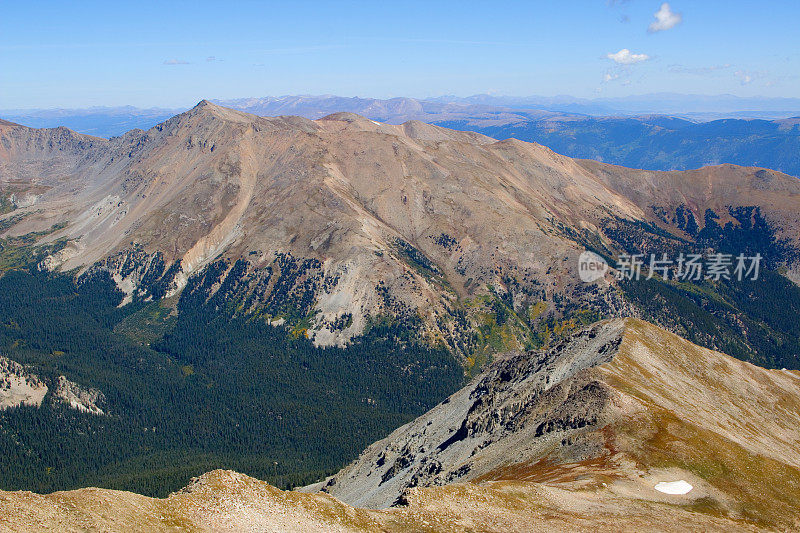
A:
[654,480,693,495]
[370,120,381,125]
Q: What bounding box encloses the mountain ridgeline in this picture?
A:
[5,96,799,177]
[1,102,800,495]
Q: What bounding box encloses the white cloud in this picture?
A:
[649,3,682,32]
[607,48,649,65]
[604,72,620,82]
[163,59,189,65]
[206,56,217,62]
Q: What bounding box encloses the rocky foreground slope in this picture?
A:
[311,318,800,520]
[2,319,799,532]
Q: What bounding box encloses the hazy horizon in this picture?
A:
[3,92,800,115]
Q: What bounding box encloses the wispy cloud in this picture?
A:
[206,56,217,62]
[733,70,774,86]
[163,59,189,65]
[607,48,649,65]
[606,0,631,24]
[734,70,758,85]
[669,64,731,75]
[395,38,510,46]
[255,44,346,55]
[649,3,682,33]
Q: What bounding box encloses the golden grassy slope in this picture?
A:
[475,319,800,530]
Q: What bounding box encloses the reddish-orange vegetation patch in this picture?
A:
[473,454,620,484]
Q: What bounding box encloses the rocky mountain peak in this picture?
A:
[319,111,366,122]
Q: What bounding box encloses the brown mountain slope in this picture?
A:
[2,102,800,352]
[2,319,798,532]
[311,318,800,529]
[579,159,800,257]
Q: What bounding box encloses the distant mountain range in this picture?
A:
[428,93,800,119]
[3,94,799,177]
[0,106,181,137]
[434,115,800,176]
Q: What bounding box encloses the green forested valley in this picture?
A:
[0,266,463,497]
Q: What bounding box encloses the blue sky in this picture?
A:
[1,0,798,109]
